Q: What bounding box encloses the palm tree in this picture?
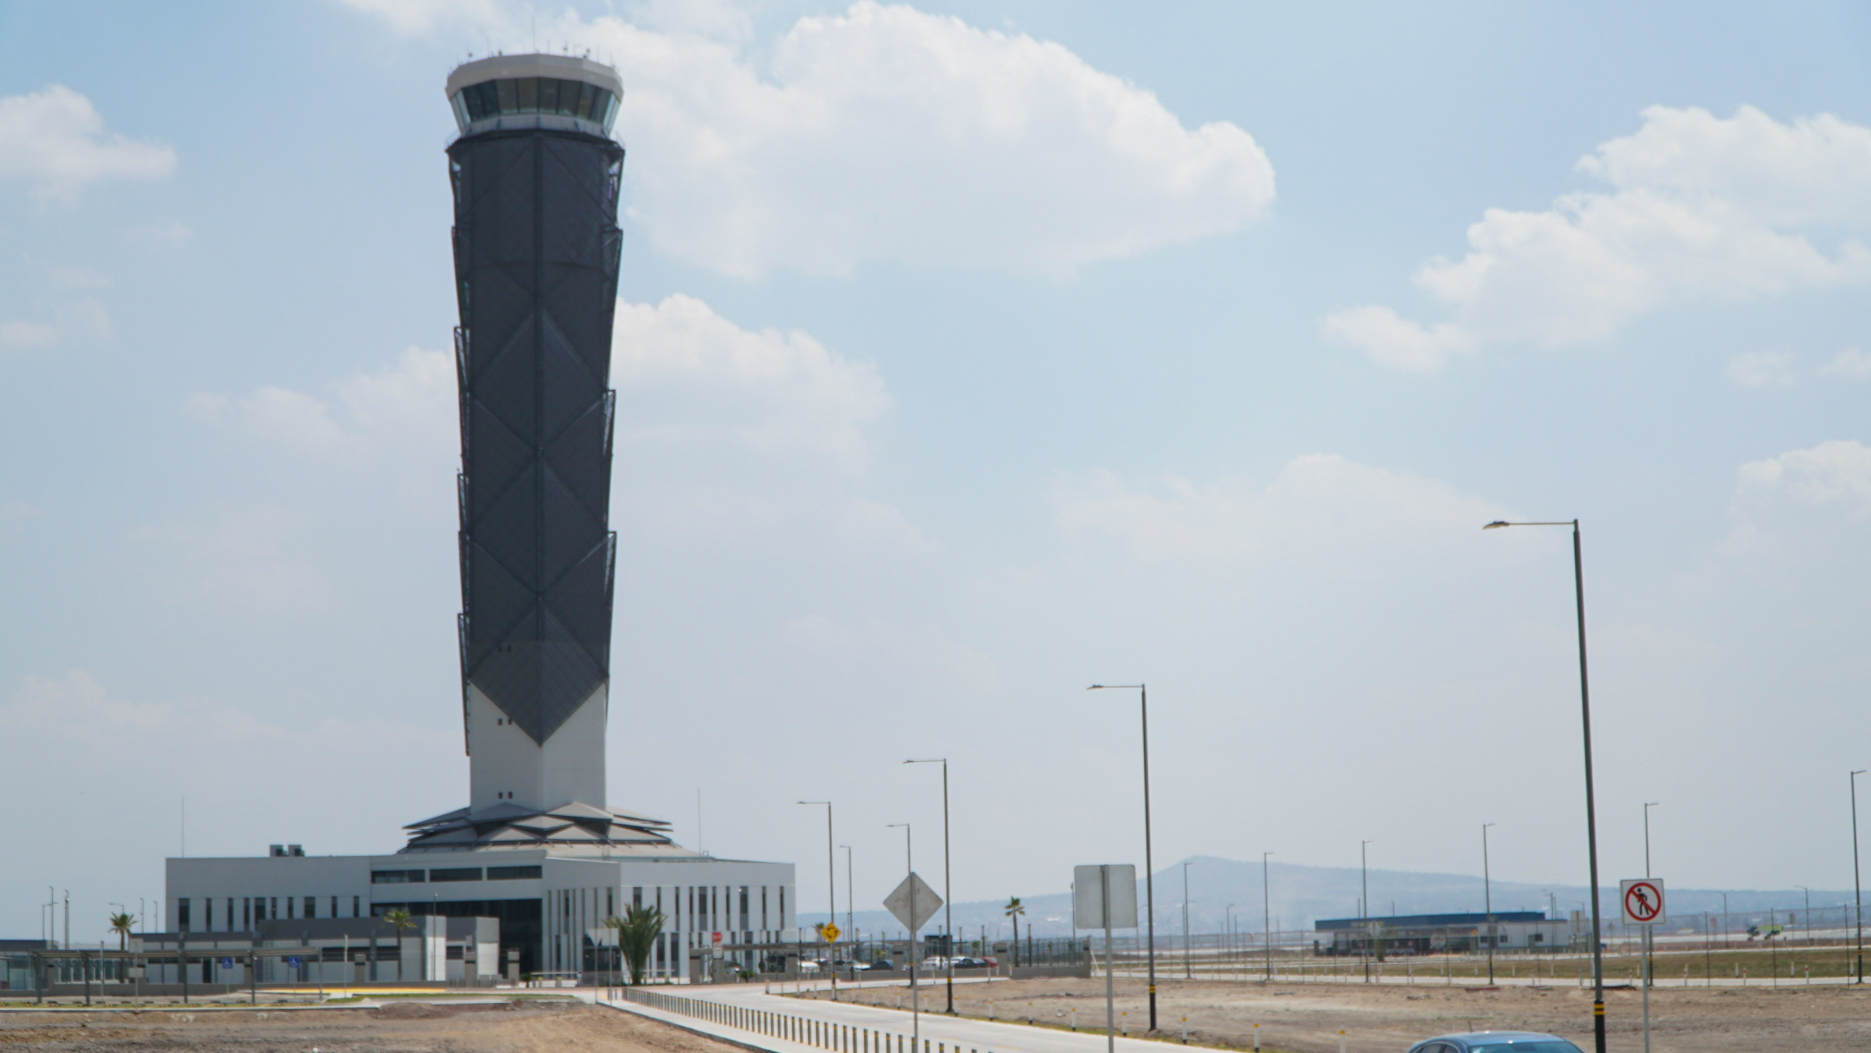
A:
[604,904,668,985]
[108,912,135,952]
[1004,897,1026,968]
[383,909,416,983]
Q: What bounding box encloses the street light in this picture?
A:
[1853,770,1866,983]
[1482,823,1496,985]
[887,821,921,1045]
[905,758,955,1013]
[1795,886,1811,948]
[1483,518,1607,1053]
[1643,802,1659,997]
[1181,860,1194,980]
[841,845,856,974]
[798,800,837,999]
[1360,840,1373,983]
[1089,683,1158,1031]
[1262,852,1274,982]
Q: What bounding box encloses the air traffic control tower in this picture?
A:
[153,57,793,983]
[446,53,625,817]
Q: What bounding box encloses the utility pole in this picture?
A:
[1360,841,1372,982]
[1482,824,1496,985]
[1262,852,1273,982]
[1853,770,1865,983]
[1181,860,1193,980]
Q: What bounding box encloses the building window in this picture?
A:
[242,898,251,928]
[487,865,541,880]
[352,896,361,917]
[762,887,769,930]
[740,887,749,929]
[227,898,235,933]
[430,867,484,882]
[205,899,214,930]
[371,869,426,884]
[270,897,278,921]
[331,896,339,918]
[305,896,317,918]
[633,886,642,909]
[178,899,191,932]
[779,887,785,928]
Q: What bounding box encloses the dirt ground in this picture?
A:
[833,976,1871,1053]
[0,1000,739,1053]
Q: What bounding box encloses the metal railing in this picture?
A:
[617,986,1004,1053]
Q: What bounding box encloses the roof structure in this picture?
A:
[400,801,696,855]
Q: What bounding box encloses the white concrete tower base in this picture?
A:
[467,684,607,813]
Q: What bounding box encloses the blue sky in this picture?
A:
[3,0,1870,943]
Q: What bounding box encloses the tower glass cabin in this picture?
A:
[445,54,625,819]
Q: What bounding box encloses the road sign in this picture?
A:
[1620,879,1665,925]
[821,922,841,943]
[884,871,942,932]
[711,931,722,944]
[1073,864,1139,929]
[285,956,302,969]
[220,957,234,969]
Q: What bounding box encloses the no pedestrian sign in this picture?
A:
[1620,878,1665,925]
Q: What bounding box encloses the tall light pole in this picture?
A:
[1089,683,1158,1031]
[1262,852,1274,982]
[1853,770,1865,983]
[798,800,837,999]
[842,845,856,969]
[1642,802,1658,996]
[906,758,955,1013]
[1795,886,1810,948]
[1179,862,1193,979]
[888,822,919,1043]
[1482,823,1496,985]
[1360,841,1373,982]
[1484,518,1607,1053]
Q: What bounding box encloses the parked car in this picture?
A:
[866,959,896,971]
[1408,1032,1585,1053]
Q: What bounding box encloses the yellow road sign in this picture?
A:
[821,923,841,942]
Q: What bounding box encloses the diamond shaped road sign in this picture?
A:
[883,871,943,933]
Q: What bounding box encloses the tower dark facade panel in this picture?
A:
[450,127,625,746]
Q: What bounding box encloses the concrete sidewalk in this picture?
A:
[604,983,1188,1053]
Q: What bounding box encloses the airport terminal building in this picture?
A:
[155,52,794,986]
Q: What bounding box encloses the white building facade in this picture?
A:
[166,845,792,980]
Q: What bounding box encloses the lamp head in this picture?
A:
[1483,521,1510,530]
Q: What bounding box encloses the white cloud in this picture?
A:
[1820,346,1871,378]
[1327,106,1871,368]
[614,293,889,466]
[1726,349,1797,388]
[3,670,173,742]
[0,85,175,203]
[1734,440,1871,521]
[143,505,334,615]
[1320,305,1474,372]
[352,0,1276,277]
[0,318,59,349]
[1055,454,1509,562]
[195,346,455,459]
[332,0,508,37]
[613,294,928,550]
[0,260,115,351]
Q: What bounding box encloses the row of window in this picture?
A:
[176,895,364,931]
[450,77,620,133]
[370,865,542,884]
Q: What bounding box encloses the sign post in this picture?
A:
[1075,865,1139,1053]
[1621,879,1665,1053]
[885,872,942,1047]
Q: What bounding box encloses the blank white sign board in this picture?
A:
[1073,864,1139,929]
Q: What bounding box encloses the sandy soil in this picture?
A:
[835,976,1871,1053]
[0,1000,741,1053]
